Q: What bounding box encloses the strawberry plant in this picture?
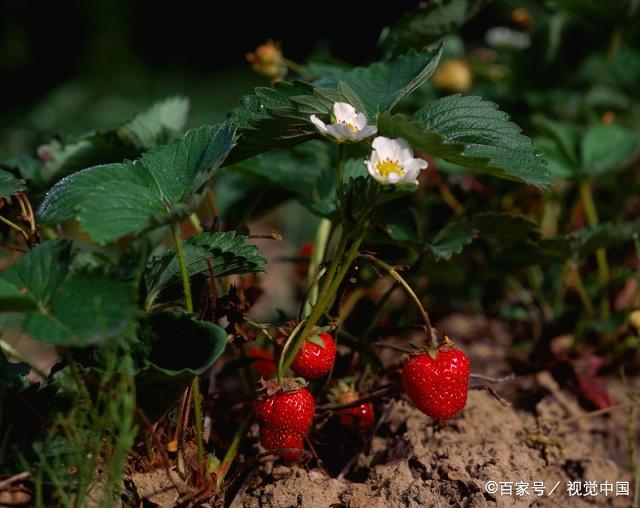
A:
[1,0,640,506]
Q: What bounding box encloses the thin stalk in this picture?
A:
[361,254,435,348]
[337,143,346,215]
[303,218,332,318]
[189,213,204,235]
[170,222,205,470]
[192,377,204,467]
[280,227,361,376]
[0,214,28,241]
[171,222,194,313]
[216,412,253,490]
[567,261,595,317]
[579,181,610,319]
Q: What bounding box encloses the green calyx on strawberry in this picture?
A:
[401,336,470,421]
[290,330,336,379]
[253,378,315,461]
[330,380,375,430]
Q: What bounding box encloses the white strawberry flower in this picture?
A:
[310,102,377,143]
[365,136,428,186]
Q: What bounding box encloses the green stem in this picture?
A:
[579,181,610,319]
[0,214,28,240]
[192,377,204,467]
[362,255,435,348]
[337,143,346,216]
[568,261,595,317]
[216,412,253,490]
[170,222,206,470]
[171,222,193,313]
[303,218,332,318]
[280,226,362,376]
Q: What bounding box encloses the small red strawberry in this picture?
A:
[339,401,375,430]
[253,384,315,437]
[290,332,336,379]
[330,380,375,430]
[402,337,470,420]
[248,347,276,378]
[259,425,304,461]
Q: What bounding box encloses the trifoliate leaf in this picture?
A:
[144,231,266,307]
[378,95,550,188]
[37,122,237,244]
[0,240,135,346]
[0,169,26,199]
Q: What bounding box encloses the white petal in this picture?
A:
[357,125,378,139]
[387,172,402,184]
[371,136,401,159]
[402,157,428,173]
[393,137,412,153]
[401,165,421,184]
[365,159,379,181]
[310,115,328,133]
[325,123,356,141]
[352,112,367,131]
[333,102,356,123]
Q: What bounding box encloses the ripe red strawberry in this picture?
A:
[248,347,276,378]
[402,338,470,420]
[339,402,375,430]
[253,386,315,436]
[290,332,336,379]
[259,425,304,461]
[330,381,375,430]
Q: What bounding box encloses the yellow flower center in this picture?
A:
[339,121,358,133]
[376,158,404,179]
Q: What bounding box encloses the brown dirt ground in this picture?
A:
[229,382,634,508]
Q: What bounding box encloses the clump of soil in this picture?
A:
[230,379,633,507]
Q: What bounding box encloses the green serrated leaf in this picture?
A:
[540,220,640,262]
[227,81,318,164]
[31,96,190,189]
[313,45,443,119]
[0,169,26,199]
[37,121,237,244]
[144,231,266,307]
[380,0,485,57]
[0,240,135,346]
[135,311,227,420]
[378,95,550,188]
[227,141,331,195]
[111,96,190,151]
[581,124,640,177]
[387,212,540,261]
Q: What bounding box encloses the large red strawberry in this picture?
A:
[402,337,470,420]
[254,381,315,461]
[259,425,304,461]
[290,332,336,379]
[248,347,276,378]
